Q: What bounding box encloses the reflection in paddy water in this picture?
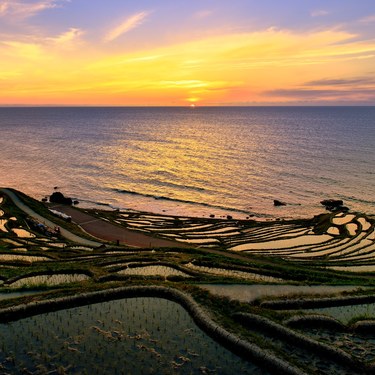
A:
[0,297,265,374]
[308,303,375,324]
[117,265,192,278]
[0,219,8,232]
[231,235,333,251]
[11,228,36,238]
[200,284,363,302]
[9,274,90,288]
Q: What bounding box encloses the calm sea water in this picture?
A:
[0,106,374,219]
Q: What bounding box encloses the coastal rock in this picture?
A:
[50,192,73,205]
[274,200,286,206]
[320,199,347,212]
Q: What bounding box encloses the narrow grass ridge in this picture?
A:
[261,293,375,309]
[0,285,306,375]
[233,312,365,373]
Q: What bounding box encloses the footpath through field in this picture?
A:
[1,188,190,248]
[48,204,191,249]
[0,188,101,247]
[1,188,264,263]
[50,205,268,264]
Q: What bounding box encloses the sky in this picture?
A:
[0,0,375,106]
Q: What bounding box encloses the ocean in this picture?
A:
[0,106,374,220]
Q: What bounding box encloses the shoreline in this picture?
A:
[59,193,374,224]
[6,186,375,224]
[7,180,375,223]
[46,189,329,223]
[1,187,375,374]
[1,106,374,229]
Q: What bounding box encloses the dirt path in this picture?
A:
[51,205,268,263]
[49,204,191,249]
[2,188,261,260]
[1,188,101,247]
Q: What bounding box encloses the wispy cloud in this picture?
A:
[0,70,21,79]
[104,11,150,42]
[359,14,375,23]
[159,80,209,89]
[194,10,213,19]
[0,27,84,58]
[265,87,375,102]
[2,22,375,105]
[49,28,84,45]
[2,40,44,60]
[125,55,163,63]
[305,76,375,87]
[311,10,329,18]
[0,0,64,19]
[265,73,375,103]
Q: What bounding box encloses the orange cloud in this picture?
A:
[1,25,375,105]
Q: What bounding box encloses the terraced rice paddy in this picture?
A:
[200,284,366,303]
[2,239,22,246]
[0,297,264,374]
[117,265,192,278]
[0,219,8,232]
[305,329,375,365]
[0,254,51,263]
[8,273,90,288]
[307,303,375,324]
[257,299,375,371]
[101,210,375,272]
[1,191,375,374]
[329,265,375,273]
[185,263,282,282]
[0,290,43,300]
[11,228,35,238]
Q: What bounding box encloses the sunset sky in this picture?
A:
[1,0,374,106]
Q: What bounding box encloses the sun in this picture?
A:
[187,97,199,107]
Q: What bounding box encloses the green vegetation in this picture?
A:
[5,189,100,241]
[1,189,375,374]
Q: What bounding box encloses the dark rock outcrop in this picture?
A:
[50,192,73,205]
[274,200,286,206]
[320,199,348,212]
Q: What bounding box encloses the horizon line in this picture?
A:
[0,104,374,108]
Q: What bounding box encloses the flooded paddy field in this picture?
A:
[87,208,375,269]
[0,290,43,300]
[0,297,264,374]
[117,265,192,278]
[307,303,375,324]
[1,189,375,374]
[199,284,366,303]
[8,273,91,288]
[302,328,375,365]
